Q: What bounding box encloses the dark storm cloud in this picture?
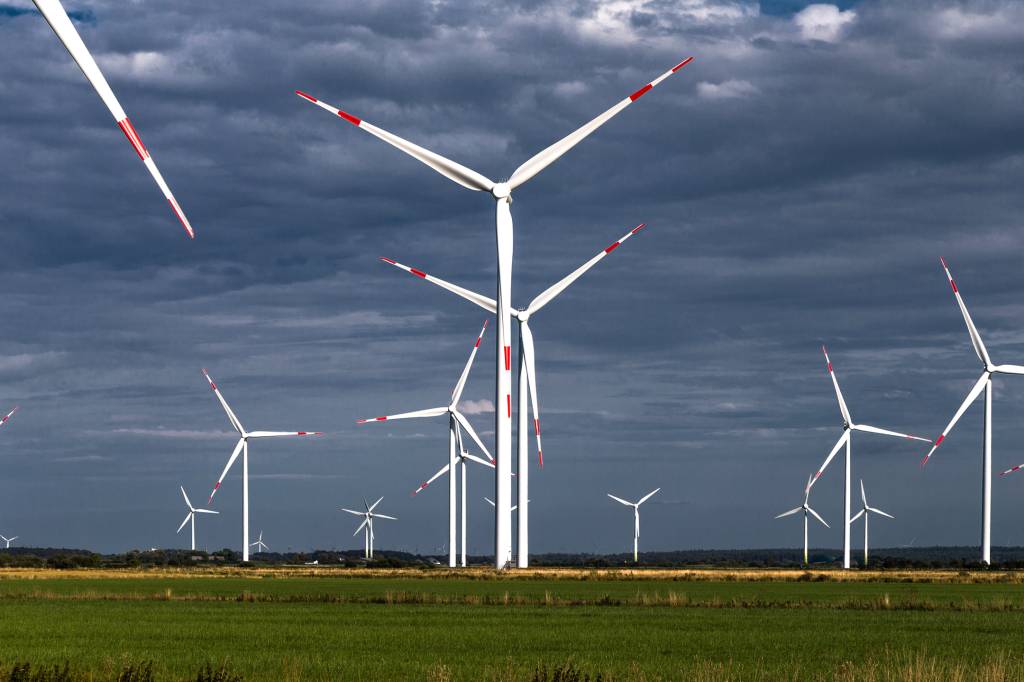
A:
[0,0,1023,554]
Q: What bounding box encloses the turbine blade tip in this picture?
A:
[380,257,396,264]
[631,223,647,233]
[295,90,317,103]
[672,57,695,72]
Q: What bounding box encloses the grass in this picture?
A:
[0,568,1022,680]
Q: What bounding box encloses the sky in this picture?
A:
[0,0,1023,556]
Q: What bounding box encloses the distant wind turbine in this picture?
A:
[849,480,893,566]
[0,535,17,549]
[249,530,269,554]
[607,488,660,562]
[341,498,396,560]
[775,474,829,565]
[176,486,218,552]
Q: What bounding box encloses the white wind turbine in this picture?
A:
[382,222,646,567]
[297,57,693,568]
[0,535,17,549]
[607,488,660,563]
[775,474,829,565]
[849,480,893,566]
[413,424,496,568]
[176,486,218,552]
[341,497,396,560]
[202,369,322,562]
[357,321,493,568]
[249,530,269,554]
[921,258,1024,565]
[30,0,194,237]
[806,347,930,569]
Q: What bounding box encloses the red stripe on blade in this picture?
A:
[295,90,317,103]
[380,257,396,265]
[950,280,958,293]
[410,268,427,278]
[534,419,541,436]
[629,83,653,101]
[672,57,695,72]
[605,241,620,253]
[117,117,149,160]
[935,434,945,446]
[507,394,511,417]
[338,110,361,126]
[504,346,511,371]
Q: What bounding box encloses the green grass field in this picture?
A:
[1,568,1023,680]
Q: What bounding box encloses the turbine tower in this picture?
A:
[806,347,930,568]
[775,474,829,565]
[341,498,396,560]
[381,223,646,567]
[249,530,269,554]
[357,321,492,567]
[202,369,321,562]
[176,486,218,552]
[297,57,693,568]
[607,488,660,563]
[921,258,1024,565]
[849,480,893,566]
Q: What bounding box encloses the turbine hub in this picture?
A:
[491,182,511,199]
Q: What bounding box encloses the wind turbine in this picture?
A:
[775,474,829,565]
[607,488,660,563]
[341,497,396,560]
[357,321,492,568]
[849,480,893,566]
[297,57,693,568]
[0,535,17,549]
[176,486,218,552]
[485,497,525,512]
[806,347,931,569]
[30,0,194,237]
[413,425,495,568]
[381,222,646,567]
[921,258,1024,565]
[0,407,18,430]
[202,369,322,562]
[249,530,269,554]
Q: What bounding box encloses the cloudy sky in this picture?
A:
[0,0,1022,556]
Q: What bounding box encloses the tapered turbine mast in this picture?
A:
[357,321,492,568]
[341,497,396,560]
[775,474,829,565]
[920,258,1024,565]
[202,369,321,562]
[176,485,218,552]
[297,57,692,568]
[249,530,269,554]
[0,535,17,549]
[382,223,646,567]
[849,480,893,566]
[607,488,660,562]
[806,347,930,569]
[30,0,194,237]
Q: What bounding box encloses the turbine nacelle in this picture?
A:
[490,182,511,200]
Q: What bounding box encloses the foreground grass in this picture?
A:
[1,568,1024,680]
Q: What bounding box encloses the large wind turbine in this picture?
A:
[341,497,396,560]
[176,486,218,552]
[381,223,646,567]
[607,488,660,563]
[202,369,321,562]
[413,425,495,568]
[806,347,930,569]
[0,535,17,549]
[357,321,492,568]
[30,0,194,237]
[297,57,693,568]
[775,474,829,565]
[849,480,893,566]
[921,258,1024,565]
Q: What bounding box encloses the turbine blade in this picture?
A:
[202,370,244,434]
[340,508,364,516]
[294,91,495,192]
[806,507,830,528]
[483,496,495,507]
[180,486,193,511]
[520,321,543,467]
[849,509,865,523]
[380,258,497,313]
[452,320,489,404]
[853,424,932,443]
[507,59,694,190]
[774,507,802,519]
[822,346,852,425]
[940,258,991,367]
[176,513,191,534]
[807,431,850,491]
[637,488,660,506]
[368,496,384,513]
[607,494,633,506]
[463,453,495,469]
[32,0,195,237]
[0,406,18,426]
[452,410,493,463]
[921,372,989,467]
[195,509,218,514]
[246,431,322,438]
[993,364,1024,375]
[208,438,244,503]
[803,473,813,505]
[868,507,894,519]
[860,479,867,507]
[356,406,448,423]
[413,463,450,496]
[1000,463,1024,477]
[374,514,397,521]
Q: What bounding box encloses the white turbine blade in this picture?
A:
[921,372,989,467]
[368,496,384,513]
[194,509,218,514]
[463,453,495,469]
[853,424,931,443]
[507,59,694,190]
[246,431,322,438]
[807,430,850,491]
[202,370,244,434]
[1000,462,1024,477]
[340,508,364,516]
[176,513,192,534]
[607,494,633,506]
[452,320,489,404]
[849,509,865,523]
[806,506,830,528]
[380,258,497,313]
[860,479,867,507]
[520,321,543,467]
[356,406,448,424]
[180,486,194,512]
[452,410,493,463]
[822,346,852,425]
[208,438,244,503]
[413,463,451,496]
[32,0,195,238]
[637,488,660,506]
[803,473,813,505]
[525,224,646,315]
[7,538,15,542]
[0,536,7,542]
[354,518,369,536]
[993,364,1024,375]
[940,258,991,367]
[868,507,894,519]
[374,514,397,521]
[484,497,495,507]
[774,507,802,519]
[294,91,495,192]
[0,406,18,427]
